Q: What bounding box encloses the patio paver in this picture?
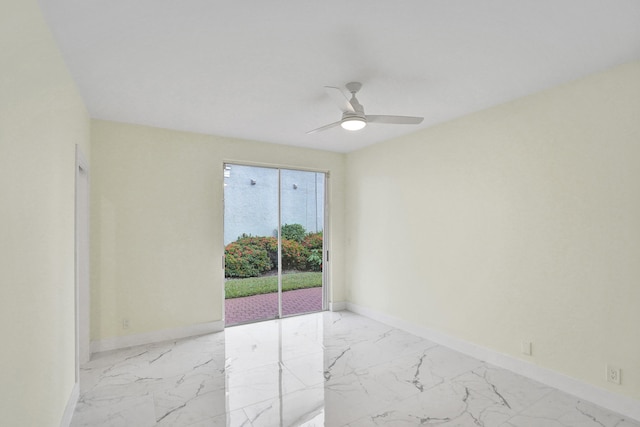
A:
[225,287,323,326]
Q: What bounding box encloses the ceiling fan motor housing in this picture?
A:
[342,90,366,126]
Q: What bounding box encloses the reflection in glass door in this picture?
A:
[223,164,326,326]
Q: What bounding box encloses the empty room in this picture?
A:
[2,0,640,426]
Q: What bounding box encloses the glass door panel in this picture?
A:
[280,169,325,317]
[224,164,279,325]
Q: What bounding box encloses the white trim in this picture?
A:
[60,382,79,427]
[73,145,90,427]
[345,302,640,423]
[221,158,330,175]
[74,145,91,377]
[322,172,330,311]
[221,164,227,325]
[277,169,283,318]
[330,301,347,312]
[91,321,225,354]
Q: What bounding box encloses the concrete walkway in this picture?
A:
[225,287,323,326]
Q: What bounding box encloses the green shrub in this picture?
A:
[225,229,324,276]
[306,248,323,271]
[301,231,323,271]
[281,239,306,270]
[302,232,323,250]
[224,241,271,278]
[236,235,278,268]
[281,223,306,242]
[236,234,277,251]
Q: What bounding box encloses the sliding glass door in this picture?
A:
[223,164,279,324]
[279,169,325,316]
[223,164,326,326]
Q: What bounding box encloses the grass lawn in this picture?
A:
[225,271,322,299]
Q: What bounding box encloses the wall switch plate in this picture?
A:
[521,341,532,356]
[606,364,621,385]
[123,318,130,330]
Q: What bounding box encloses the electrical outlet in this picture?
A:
[521,341,532,356]
[606,364,621,385]
[123,318,130,330]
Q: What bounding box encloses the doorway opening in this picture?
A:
[223,164,327,326]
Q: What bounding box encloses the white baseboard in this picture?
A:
[330,301,347,311]
[345,302,640,423]
[91,320,225,354]
[60,382,79,427]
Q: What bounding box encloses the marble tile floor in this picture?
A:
[71,311,640,427]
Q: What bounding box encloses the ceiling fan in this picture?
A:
[307,82,424,134]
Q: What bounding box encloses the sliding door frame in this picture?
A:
[222,161,329,324]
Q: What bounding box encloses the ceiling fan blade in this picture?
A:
[324,86,356,113]
[306,120,342,134]
[366,115,424,125]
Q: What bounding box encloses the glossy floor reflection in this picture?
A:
[71,311,640,426]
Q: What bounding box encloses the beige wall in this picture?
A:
[90,120,345,340]
[3,1,637,421]
[0,1,90,425]
[345,61,640,401]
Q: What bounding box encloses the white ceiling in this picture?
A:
[39,0,640,153]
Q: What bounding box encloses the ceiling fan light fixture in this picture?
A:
[341,116,366,131]
[306,82,424,134]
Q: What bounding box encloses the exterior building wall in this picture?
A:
[224,164,324,245]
